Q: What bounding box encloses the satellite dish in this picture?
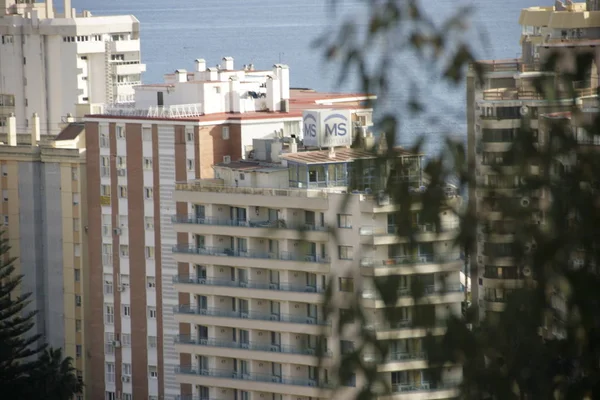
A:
[520,105,529,116]
[522,267,532,277]
[521,197,531,207]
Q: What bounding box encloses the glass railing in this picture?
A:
[360,253,463,268]
[175,366,337,388]
[364,351,427,363]
[362,284,463,299]
[175,335,331,357]
[392,380,460,393]
[173,276,325,294]
[172,245,330,264]
[172,215,328,232]
[366,320,447,332]
[176,305,329,326]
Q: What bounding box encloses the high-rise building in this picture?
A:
[171,134,464,400]
[83,57,375,400]
[0,113,88,398]
[0,0,145,137]
[467,1,600,320]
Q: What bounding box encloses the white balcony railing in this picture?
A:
[100,103,203,119]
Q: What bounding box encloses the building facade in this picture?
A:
[0,0,145,137]
[0,113,88,398]
[467,1,600,320]
[171,139,464,400]
[83,57,374,400]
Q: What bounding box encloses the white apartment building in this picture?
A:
[0,0,145,137]
[171,122,464,399]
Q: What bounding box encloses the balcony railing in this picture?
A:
[172,245,330,264]
[359,223,458,236]
[175,335,331,357]
[470,58,540,73]
[366,320,447,332]
[173,276,325,294]
[364,351,427,364]
[362,284,463,299]
[171,215,328,232]
[175,181,330,199]
[360,253,463,268]
[175,366,339,388]
[176,305,329,326]
[392,380,460,393]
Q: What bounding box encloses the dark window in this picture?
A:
[157,91,164,106]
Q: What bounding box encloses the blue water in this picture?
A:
[73,0,544,154]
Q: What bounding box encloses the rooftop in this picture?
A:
[280,147,418,165]
[55,123,85,141]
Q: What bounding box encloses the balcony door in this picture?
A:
[197,296,207,311]
[194,204,205,221]
[271,301,280,318]
[197,355,208,374]
[231,207,247,224]
[195,265,206,281]
[197,325,208,342]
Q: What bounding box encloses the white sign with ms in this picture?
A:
[302,109,352,148]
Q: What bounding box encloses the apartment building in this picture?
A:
[0,113,88,398]
[0,0,145,136]
[170,108,464,400]
[467,1,600,320]
[83,57,374,400]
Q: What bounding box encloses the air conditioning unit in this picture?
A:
[121,375,130,382]
[114,228,122,235]
[112,340,121,348]
[117,285,125,292]
[269,283,278,289]
[270,314,279,321]
[270,345,279,352]
[521,197,531,208]
[306,317,316,324]
[522,267,532,277]
[240,313,249,319]
[117,168,127,176]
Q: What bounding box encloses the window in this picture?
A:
[74,244,81,257]
[73,218,80,232]
[100,132,110,148]
[119,186,127,198]
[143,157,153,169]
[105,363,115,383]
[116,126,125,139]
[145,217,154,230]
[76,345,82,358]
[149,397,158,400]
[149,365,158,378]
[73,193,80,205]
[74,268,81,282]
[122,304,131,317]
[3,215,7,226]
[144,187,153,200]
[105,304,114,324]
[215,86,221,94]
[105,392,116,400]
[222,126,230,140]
[187,159,194,171]
[104,274,113,294]
[223,155,231,164]
[338,246,353,260]
[148,335,157,348]
[101,185,111,196]
[142,127,152,141]
[2,165,7,176]
[145,246,155,259]
[2,190,7,201]
[121,333,131,346]
[120,245,129,257]
[186,129,194,142]
[123,363,132,376]
[75,295,82,307]
[338,214,352,228]
[122,394,132,400]
[116,156,126,168]
[75,319,82,332]
[147,307,156,319]
[338,277,354,292]
[147,276,156,289]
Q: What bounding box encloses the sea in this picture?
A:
[72,0,545,155]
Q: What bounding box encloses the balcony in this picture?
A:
[361,285,464,308]
[470,58,540,73]
[360,253,463,276]
[175,305,328,335]
[172,245,330,273]
[389,380,460,398]
[366,320,448,341]
[109,39,141,53]
[364,352,428,372]
[175,367,335,398]
[173,276,324,303]
[359,224,457,245]
[175,335,330,366]
[171,215,329,241]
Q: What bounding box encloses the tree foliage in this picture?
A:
[318,1,600,399]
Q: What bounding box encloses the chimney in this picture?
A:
[31,113,40,145]
[229,76,241,113]
[266,75,281,112]
[7,113,16,146]
[279,64,290,100]
[64,0,72,18]
[222,57,234,71]
[195,59,206,72]
[175,69,187,83]
[290,138,298,153]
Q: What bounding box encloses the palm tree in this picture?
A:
[24,348,83,400]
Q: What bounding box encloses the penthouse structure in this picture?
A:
[170,107,464,399]
[467,1,600,320]
[0,0,145,136]
[83,57,374,400]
